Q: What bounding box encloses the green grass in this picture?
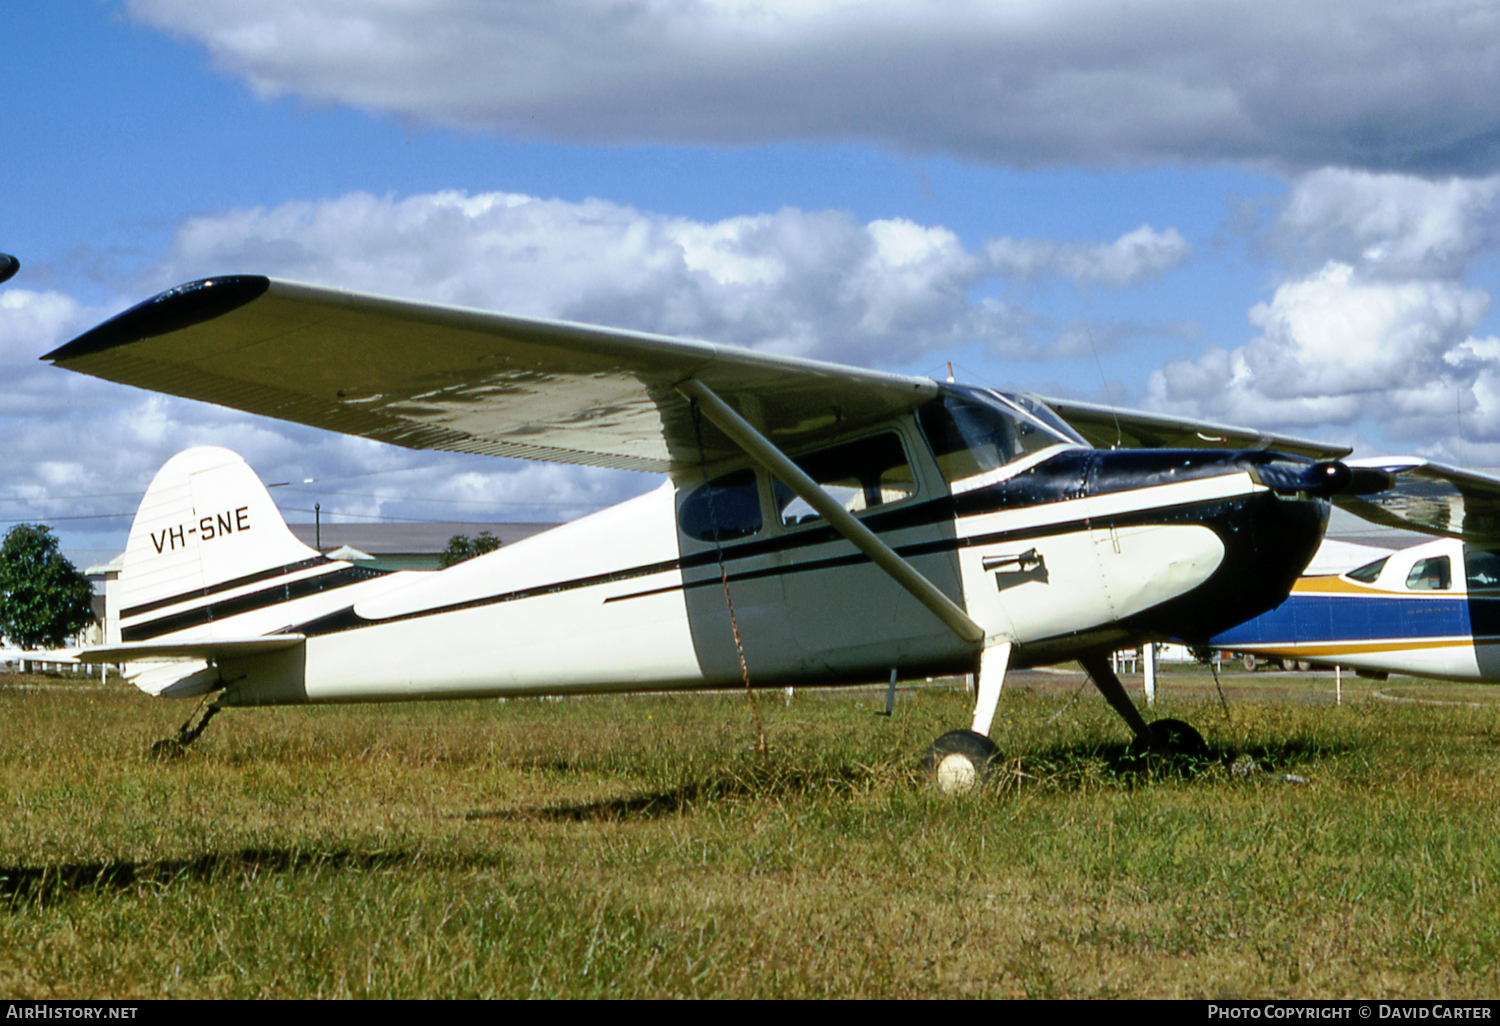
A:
[3,669,1500,998]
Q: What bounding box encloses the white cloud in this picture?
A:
[1148,262,1495,452]
[1276,170,1500,278]
[1135,167,1500,463]
[125,0,1500,174]
[150,189,1159,364]
[986,225,1190,288]
[1242,263,1488,398]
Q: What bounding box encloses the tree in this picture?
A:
[438,531,501,569]
[0,524,94,649]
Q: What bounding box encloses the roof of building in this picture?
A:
[286,521,557,554]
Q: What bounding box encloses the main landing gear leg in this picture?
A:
[150,700,223,760]
[1078,653,1208,764]
[923,641,1010,794]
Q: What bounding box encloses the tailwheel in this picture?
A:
[1126,717,1210,774]
[150,701,222,761]
[922,729,1000,795]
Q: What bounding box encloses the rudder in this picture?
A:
[117,446,322,644]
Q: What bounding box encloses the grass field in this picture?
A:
[3,665,1500,999]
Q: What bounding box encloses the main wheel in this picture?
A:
[922,730,1000,795]
[1126,717,1210,774]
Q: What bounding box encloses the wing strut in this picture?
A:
[677,378,986,645]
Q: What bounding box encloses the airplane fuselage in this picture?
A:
[177,445,1328,707]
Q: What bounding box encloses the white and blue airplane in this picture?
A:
[45,275,1395,789]
[1212,458,1500,682]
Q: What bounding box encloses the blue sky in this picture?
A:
[5,1,1500,559]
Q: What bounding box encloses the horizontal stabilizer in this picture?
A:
[76,634,305,664]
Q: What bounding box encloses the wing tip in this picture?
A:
[42,275,271,363]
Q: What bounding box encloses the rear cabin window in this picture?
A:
[774,433,916,527]
[679,469,762,542]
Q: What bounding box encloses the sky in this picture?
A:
[5,0,1500,561]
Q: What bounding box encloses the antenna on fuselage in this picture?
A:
[1087,329,1123,449]
[1457,386,1466,469]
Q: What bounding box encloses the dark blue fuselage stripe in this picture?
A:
[121,564,389,642]
[1211,592,1500,646]
[119,555,345,620]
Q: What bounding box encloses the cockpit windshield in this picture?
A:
[1345,556,1389,584]
[918,385,1086,484]
[1006,393,1091,447]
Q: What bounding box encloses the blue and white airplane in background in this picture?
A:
[1212,458,1500,682]
[42,275,1434,789]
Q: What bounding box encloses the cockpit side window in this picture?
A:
[918,391,1070,484]
[1405,555,1452,591]
[774,432,916,527]
[679,469,763,542]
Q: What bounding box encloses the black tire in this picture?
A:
[922,729,1000,794]
[1126,718,1210,774]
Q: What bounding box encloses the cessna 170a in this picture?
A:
[45,275,1387,788]
[1212,458,1500,683]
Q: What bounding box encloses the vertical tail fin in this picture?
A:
[118,446,324,644]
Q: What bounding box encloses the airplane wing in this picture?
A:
[1036,396,1351,461]
[1335,457,1500,547]
[43,276,937,475]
